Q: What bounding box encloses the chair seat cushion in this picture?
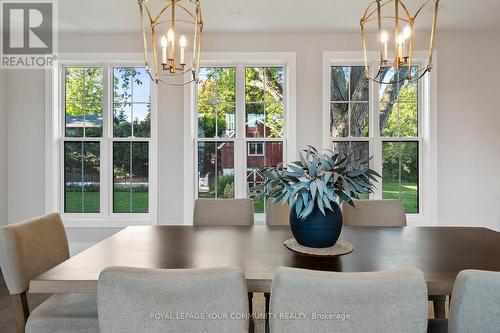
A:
[26,293,98,333]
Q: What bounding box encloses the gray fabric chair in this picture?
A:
[270,267,428,333]
[449,270,500,333]
[0,213,98,333]
[97,266,249,333]
[341,199,446,318]
[265,199,290,226]
[193,198,254,226]
[341,199,407,227]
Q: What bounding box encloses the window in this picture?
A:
[194,63,288,214]
[323,52,435,222]
[248,142,264,156]
[61,63,155,221]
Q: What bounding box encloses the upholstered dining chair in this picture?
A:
[0,213,98,333]
[341,199,447,318]
[97,266,249,333]
[341,199,407,227]
[265,198,290,226]
[269,267,428,333]
[193,198,255,314]
[448,270,500,333]
[193,198,254,226]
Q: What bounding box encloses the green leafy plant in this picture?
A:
[250,146,381,220]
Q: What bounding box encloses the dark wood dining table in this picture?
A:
[29,225,500,296]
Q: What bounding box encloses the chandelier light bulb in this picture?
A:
[380,30,389,43]
[179,35,187,48]
[396,34,404,45]
[403,25,412,39]
[167,28,175,42]
[160,35,168,47]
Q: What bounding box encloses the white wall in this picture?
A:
[6,70,47,223]
[3,31,500,251]
[436,33,500,229]
[0,70,7,226]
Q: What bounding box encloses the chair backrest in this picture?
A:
[193,198,254,226]
[266,199,290,226]
[0,213,69,295]
[270,267,428,333]
[449,270,500,333]
[341,199,407,227]
[97,266,249,333]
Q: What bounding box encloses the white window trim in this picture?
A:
[45,53,158,228]
[183,52,297,225]
[322,51,438,225]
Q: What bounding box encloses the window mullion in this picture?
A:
[371,62,383,200]
[101,64,110,218]
[235,64,246,199]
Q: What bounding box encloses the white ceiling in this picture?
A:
[59,0,500,34]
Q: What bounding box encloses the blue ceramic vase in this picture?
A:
[289,202,343,248]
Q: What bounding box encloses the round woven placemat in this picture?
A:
[284,238,353,257]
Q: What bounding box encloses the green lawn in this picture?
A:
[65,191,148,213]
[382,181,418,213]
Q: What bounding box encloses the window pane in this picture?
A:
[84,104,103,137]
[113,67,151,138]
[246,103,265,138]
[380,66,418,137]
[65,67,103,138]
[132,67,151,103]
[113,103,132,138]
[84,68,103,104]
[245,68,265,102]
[247,142,283,213]
[197,104,216,138]
[133,103,151,138]
[350,66,369,102]
[330,103,349,138]
[65,68,85,102]
[217,103,236,138]
[333,141,369,169]
[333,141,369,199]
[350,103,369,137]
[131,142,149,213]
[197,142,234,199]
[265,67,284,103]
[331,67,349,102]
[113,67,133,103]
[217,68,236,103]
[198,68,217,104]
[113,142,149,213]
[64,142,100,213]
[65,104,85,137]
[265,103,284,138]
[382,141,419,213]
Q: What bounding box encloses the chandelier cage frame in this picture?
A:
[360,0,440,84]
[139,0,204,86]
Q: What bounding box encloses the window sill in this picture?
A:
[61,216,156,228]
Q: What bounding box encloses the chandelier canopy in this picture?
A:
[360,0,440,83]
[138,0,203,86]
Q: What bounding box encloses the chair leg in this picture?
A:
[432,296,447,319]
[12,292,29,333]
[264,292,270,333]
[248,292,253,314]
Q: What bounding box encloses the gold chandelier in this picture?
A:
[138,0,203,86]
[360,0,440,83]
